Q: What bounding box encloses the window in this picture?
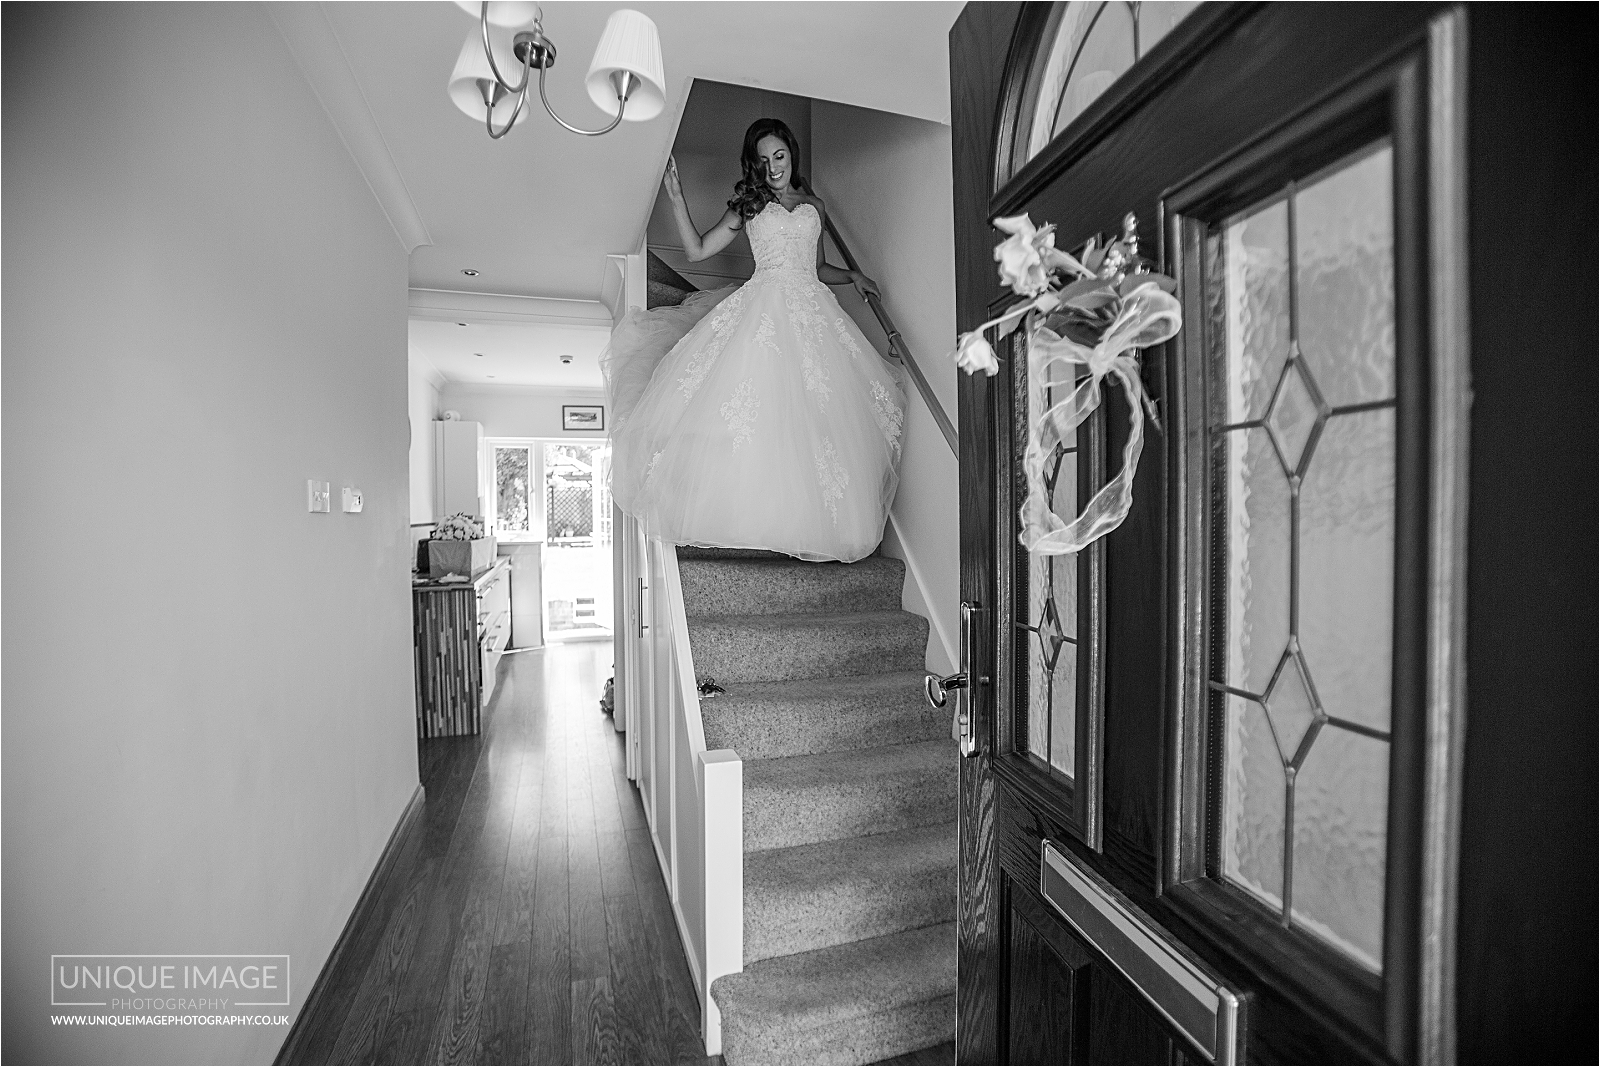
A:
[1206,143,1397,973]
[1003,1,1202,183]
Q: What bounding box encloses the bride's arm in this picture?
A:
[663,156,742,263]
[812,200,881,299]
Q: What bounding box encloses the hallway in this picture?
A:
[287,643,713,1064]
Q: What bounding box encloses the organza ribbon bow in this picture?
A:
[1021,281,1182,555]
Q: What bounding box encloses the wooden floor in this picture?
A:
[285,641,713,1065]
[283,641,956,1066]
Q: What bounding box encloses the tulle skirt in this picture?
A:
[602,272,906,563]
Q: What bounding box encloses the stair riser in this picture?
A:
[745,863,956,964]
[720,995,955,1067]
[690,616,928,684]
[680,559,904,618]
[704,697,949,761]
[744,767,954,852]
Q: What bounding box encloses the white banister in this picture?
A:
[618,520,743,1057]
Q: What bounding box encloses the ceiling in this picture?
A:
[289,1,965,385]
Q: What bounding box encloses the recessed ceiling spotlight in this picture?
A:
[474,352,485,357]
[560,354,574,365]
[461,268,480,276]
[456,322,468,327]
[487,374,496,378]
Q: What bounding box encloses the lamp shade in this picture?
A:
[585,10,665,122]
[447,26,531,126]
[452,0,540,28]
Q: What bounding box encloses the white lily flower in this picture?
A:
[993,214,1054,297]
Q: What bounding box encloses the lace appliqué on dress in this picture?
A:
[776,275,831,407]
[753,313,782,358]
[870,380,904,457]
[678,290,746,400]
[832,317,865,361]
[643,450,665,486]
[813,437,849,525]
[719,380,760,450]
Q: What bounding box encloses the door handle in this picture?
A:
[925,602,985,758]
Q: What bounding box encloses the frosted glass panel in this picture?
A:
[1292,725,1390,971]
[1224,427,1290,697]
[1212,142,1397,973]
[1221,695,1285,908]
[1300,409,1395,734]
[1025,348,1081,780]
[1297,147,1395,407]
[1224,198,1291,423]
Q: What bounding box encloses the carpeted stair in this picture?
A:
[678,546,957,1065]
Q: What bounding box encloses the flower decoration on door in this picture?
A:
[953,212,1182,556]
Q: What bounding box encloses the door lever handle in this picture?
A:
[924,602,985,757]
[924,671,967,708]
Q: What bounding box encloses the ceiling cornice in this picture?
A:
[409,288,614,329]
[268,1,433,254]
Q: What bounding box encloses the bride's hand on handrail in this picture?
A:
[851,271,881,301]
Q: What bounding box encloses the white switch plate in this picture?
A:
[307,479,331,513]
[342,487,363,513]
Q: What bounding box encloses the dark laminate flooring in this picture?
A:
[283,641,954,1066]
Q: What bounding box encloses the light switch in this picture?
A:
[342,487,364,513]
[307,480,331,513]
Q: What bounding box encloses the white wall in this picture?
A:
[438,384,611,440]
[2,5,419,1063]
[410,352,443,525]
[812,101,961,675]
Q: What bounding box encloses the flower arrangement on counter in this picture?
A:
[952,212,1183,556]
[432,512,485,541]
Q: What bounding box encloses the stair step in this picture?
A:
[703,672,947,760]
[680,556,905,618]
[745,740,955,852]
[676,546,800,561]
[745,823,956,965]
[711,922,956,1066]
[689,610,928,685]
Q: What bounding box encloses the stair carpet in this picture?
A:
[677,546,957,1066]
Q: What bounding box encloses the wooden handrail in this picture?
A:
[819,213,960,457]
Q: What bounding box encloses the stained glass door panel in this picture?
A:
[1024,352,1080,780]
[1208,143,1396,972]
[1008,1,1202,181]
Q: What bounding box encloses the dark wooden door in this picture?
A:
[946,3,1600,1063]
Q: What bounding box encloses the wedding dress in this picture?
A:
[604,201,906,563]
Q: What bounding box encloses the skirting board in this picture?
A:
[887,511,959,677]
[273,783,427,1065]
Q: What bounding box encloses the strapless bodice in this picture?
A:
[747,201,820,275]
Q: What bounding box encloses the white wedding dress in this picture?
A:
[604,201,906,563]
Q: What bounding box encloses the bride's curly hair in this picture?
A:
[728,118,811,221]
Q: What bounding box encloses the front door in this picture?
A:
[950,4,1474,1062]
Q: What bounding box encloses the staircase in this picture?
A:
[676,546,957,1065]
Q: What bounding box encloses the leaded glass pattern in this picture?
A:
[1011,1,1202,177]
[1024,351,1080,779]
[1208,143,1396,974]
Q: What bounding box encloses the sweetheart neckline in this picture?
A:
[763,200,818,219]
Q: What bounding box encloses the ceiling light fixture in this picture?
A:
[461,268,480,276]
[448,2,665,140]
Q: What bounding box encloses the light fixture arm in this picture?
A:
[479,2,531,95]
[483,75,529,140]
[537,66,635,137]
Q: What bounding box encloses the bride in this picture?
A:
[604,118,906,563]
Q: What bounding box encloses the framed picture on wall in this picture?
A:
[562,405,605,432]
